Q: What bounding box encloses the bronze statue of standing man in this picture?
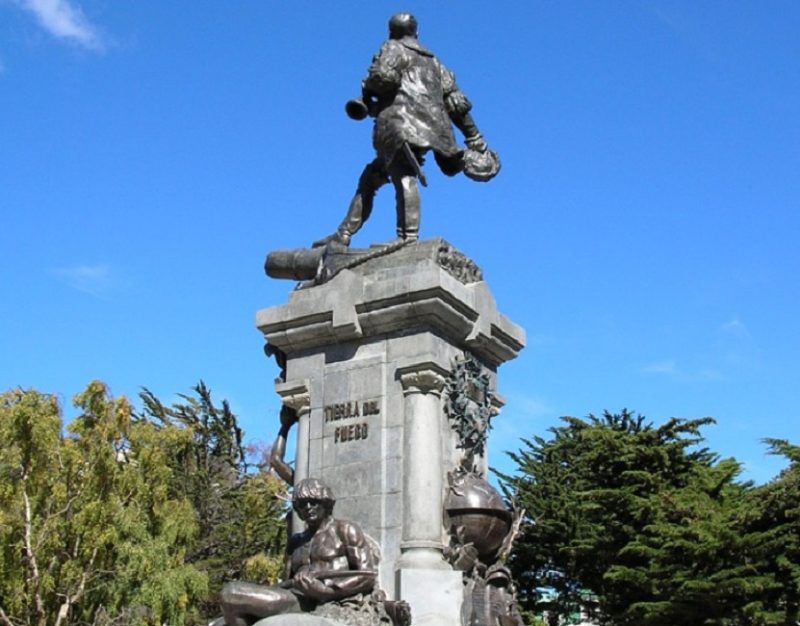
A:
[314,13,499,249]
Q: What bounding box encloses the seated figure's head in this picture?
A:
[389,13,418,40]
[293,477,335,522]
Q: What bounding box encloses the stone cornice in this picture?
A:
[274,379,311,414]
[257,240,525,367]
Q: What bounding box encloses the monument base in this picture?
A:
[395,569,463,626]
[258,238,525,626]
[254,615,350,626]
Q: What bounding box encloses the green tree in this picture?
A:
[136,383,286,619]
[604,457,758,625]
[0,383,207,626]
[736,439,800,625]
[501,409,761,625]
[138,383,245,539]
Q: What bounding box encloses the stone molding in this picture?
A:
[275,379,311,416]
[398,363,448,397]
[400,539,445,552]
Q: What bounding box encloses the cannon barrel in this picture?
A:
[265,247,325,281]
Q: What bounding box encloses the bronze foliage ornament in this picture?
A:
[444,352,495,463]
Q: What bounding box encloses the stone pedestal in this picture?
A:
[255,615,347,626]
[256,239,524,624]
[396,569,463,626]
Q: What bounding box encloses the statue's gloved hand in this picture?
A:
[292,572,336,601]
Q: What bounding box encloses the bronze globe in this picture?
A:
[445,472,512,559]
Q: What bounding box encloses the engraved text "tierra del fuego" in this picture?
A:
[334,423,368,443]
[324,400,379,422]
[325,399,379,444]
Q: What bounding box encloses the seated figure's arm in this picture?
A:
[282,547,294,583]
[284,531,306,582]
[291,521,376,602]
[333,521,377,597]
[343,521,377,571]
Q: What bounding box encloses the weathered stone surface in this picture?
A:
[254,614,348,626]
[257,239,524,368]
[395,569,463,626]
[258,239,524,624]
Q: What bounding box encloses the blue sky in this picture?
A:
[1,1,798,484]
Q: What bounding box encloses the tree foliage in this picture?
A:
[136,383,287,619]
[735,439,800,625]
[500,409,791,626]
[0,381,288,625]
[0,383,207,626]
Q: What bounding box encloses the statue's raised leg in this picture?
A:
[312,159,388,247]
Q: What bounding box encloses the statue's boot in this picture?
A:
[391,168,420,242]
[312,230,350,248]
[312,159,387,248]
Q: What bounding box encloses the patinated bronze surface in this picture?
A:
[313,13,500,249]
[444,464,526,626]
[445,468,512,562]
[444,353,495,462]
[219,479,377,626]
[268,405,297,486]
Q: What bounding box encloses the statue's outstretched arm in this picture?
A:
[269,405,297,485]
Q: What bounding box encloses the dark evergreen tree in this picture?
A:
[138,382,246,539]
[500,410,764,625]
[736,439,800,625]
[605,457,758,625]
[136,383,286,621]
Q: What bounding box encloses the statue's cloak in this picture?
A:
[365,37,461,165]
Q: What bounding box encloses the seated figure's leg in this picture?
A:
[388,157,420,242]
[220,581,301,626]
[313,159,388,247]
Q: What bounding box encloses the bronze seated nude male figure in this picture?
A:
[218,478,377,626]
[314,12,499,249]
